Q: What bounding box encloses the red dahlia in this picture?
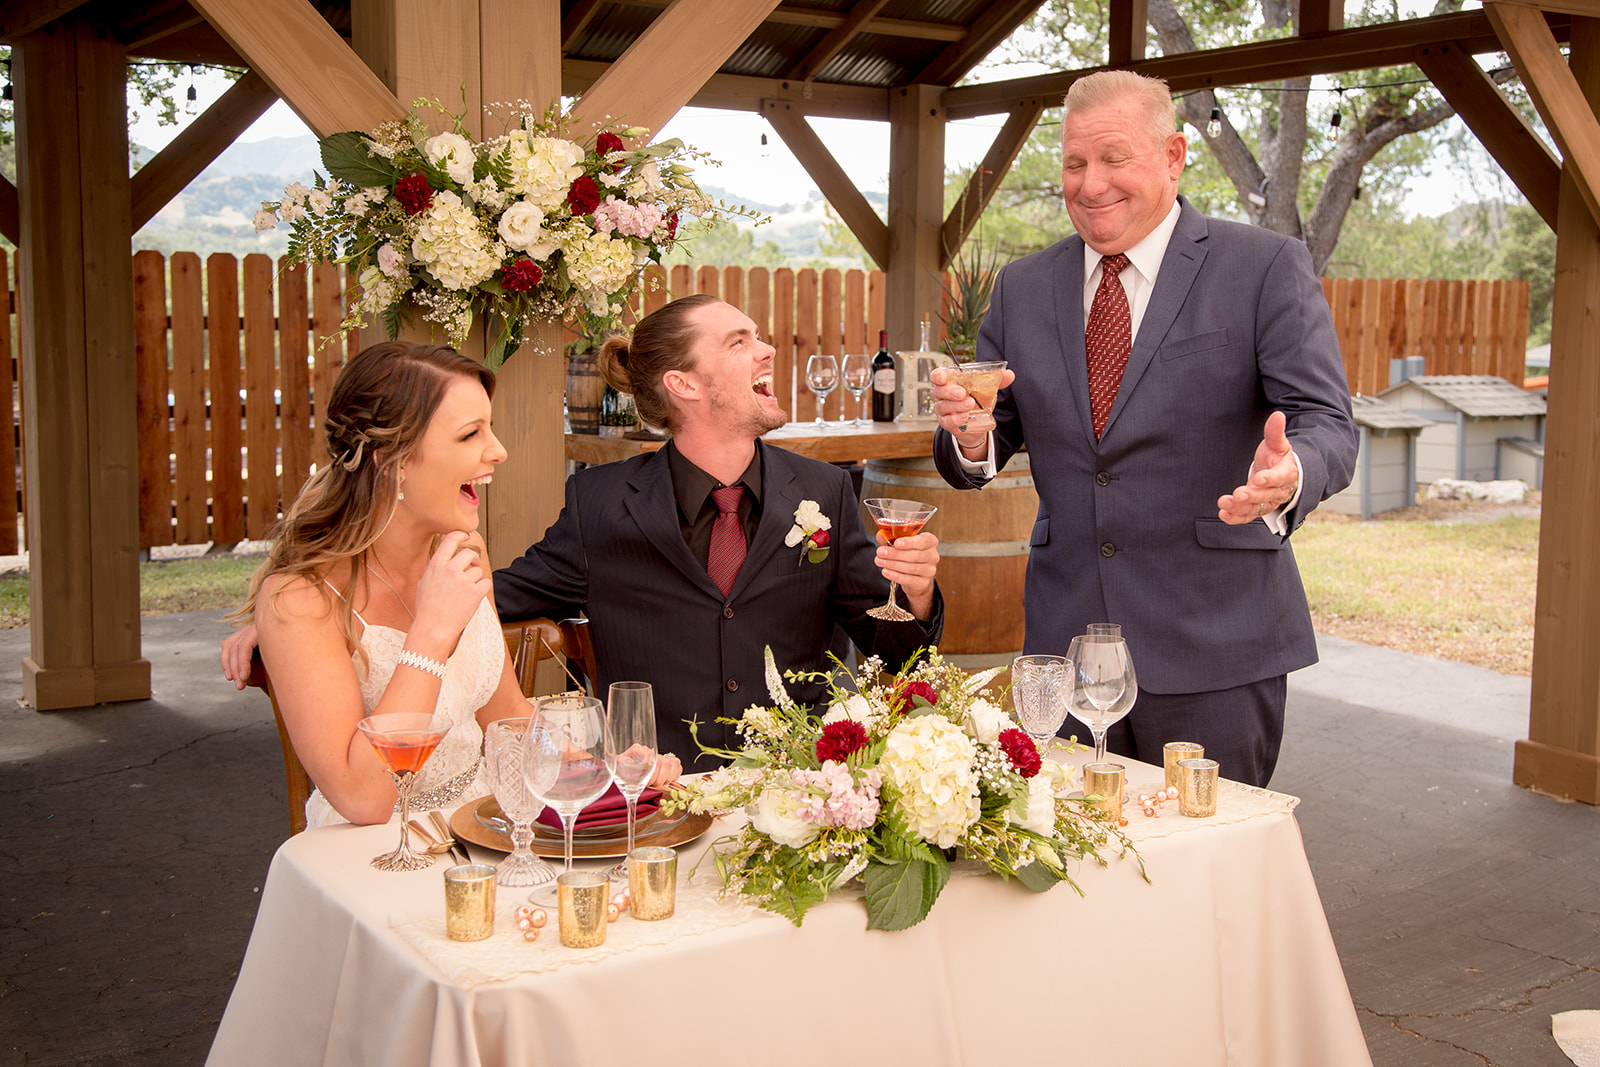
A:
[998,728,1042,778]
[891,680,938,716]
[395,173,434,215]
[567,175,601,215]
[816,720,869,763]
[501,259,543,293]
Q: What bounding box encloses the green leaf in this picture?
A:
[320,132,397,188]
[806,547,829,565]
[863,852,949,931]
[1014,846,1067,893]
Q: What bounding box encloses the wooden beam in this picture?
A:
[0,176,16,246]
[764,100,890,268]
[120,5,209,52]
[1298,0,1345,36]
[939,99,1044,268]
[0,0,89,41]
[1488,0,1600,229]
[785,0,892,80]
[130,70,279,231]
[944,8,1563,119]
[1110,0,1149,66]
[561,0,607,48]
[616,0,966,42]
[885,84,945,352]
[188,0,404,138]
[1518,15,1600,805]
[124,22,248,66]
[569,0,784,138]
[917,0,1044,87]
[1415,41,1561,228]
[562,59,891,120]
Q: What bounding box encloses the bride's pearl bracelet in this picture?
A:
[396,649,448,679]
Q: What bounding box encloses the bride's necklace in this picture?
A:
[368,559,416,621]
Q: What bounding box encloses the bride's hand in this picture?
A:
[409,531,493,650]
[650,752,682,787]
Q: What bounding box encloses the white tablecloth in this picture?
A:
[208,760,1371,1067]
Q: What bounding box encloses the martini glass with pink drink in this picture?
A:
[861,497,937,622]
[944,360,1007,432]
[355,712,451,872]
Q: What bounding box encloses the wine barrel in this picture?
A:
[860,455,1036,661]
[565,349,603,434]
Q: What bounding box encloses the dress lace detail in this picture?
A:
[304,598,502,829]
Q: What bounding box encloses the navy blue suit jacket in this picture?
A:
[495,442,943,765]
[934,199,1355,694]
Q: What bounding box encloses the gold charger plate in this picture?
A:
[449,795,714,859]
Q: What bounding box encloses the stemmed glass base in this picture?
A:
[495,822,557,888]
[372,772,434,872]
[603,790,645,882]
[866,583,913,622]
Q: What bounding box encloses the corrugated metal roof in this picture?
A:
[1351,394,1432,432]
[1378,375,1548,419]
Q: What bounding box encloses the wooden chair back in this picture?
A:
[246,651,312,837]
[500,616,596,698]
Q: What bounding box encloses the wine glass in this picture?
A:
[1065,632,1138,764]
[943,359,1007,433]
[354,712,450,872]
[602,681,659,882]
[841,354,872,425]
[524,693,612,883]
[483,716,560,888]
[805,354,839,425]
[861,497,937,622]
[1011,654,1070,755]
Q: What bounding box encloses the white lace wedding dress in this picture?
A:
[304,597,502,830]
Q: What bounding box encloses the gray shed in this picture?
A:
[1376,375,1547,489]
[1325,396,1434,519]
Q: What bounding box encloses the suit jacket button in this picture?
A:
[726,678,739,692]
[722,605,734,619]
[1096,471,1111,486]
[1100,542,1116,557]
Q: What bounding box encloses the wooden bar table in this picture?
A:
[564,420,937,466]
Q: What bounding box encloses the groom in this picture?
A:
[495,294,943,765]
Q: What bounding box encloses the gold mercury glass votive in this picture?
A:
[1164,742,1205,791]
[1082,762,1126,823]
[1178,758,1220,818]
[442,863,497,942]
[558,871,610,948]
[628,846,678,921]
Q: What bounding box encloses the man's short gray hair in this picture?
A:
[1064,70,1177,146]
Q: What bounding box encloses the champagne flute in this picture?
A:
[842,354,872,425]
[806,354,839,425]
[943,359,1008,433]
[861,497,937,622]
[524,694,612,883]
[484,715,560,888]
[1065,632,1138,764]
[602,681,659,882]
[354,712,450,872]
[1011,654,1070,755]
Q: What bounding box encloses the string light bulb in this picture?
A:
[1,62,13,122]
[1206,105,1222,138]
[760,130,770,158]
[185,64,198,115]
[1329,88,1343,134]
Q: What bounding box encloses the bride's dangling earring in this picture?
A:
[396,471,405,502]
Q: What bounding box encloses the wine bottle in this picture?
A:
[871,329,897,422]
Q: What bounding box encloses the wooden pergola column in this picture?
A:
[1516,15,1600,804]
[14,14,151,708]
[885,84,946,351]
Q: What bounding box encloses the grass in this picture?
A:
[0,554,263,629]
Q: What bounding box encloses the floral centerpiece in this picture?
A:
[662,647,1137,929]
[253,99,761,367]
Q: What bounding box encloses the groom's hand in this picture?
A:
[876,531,939,620]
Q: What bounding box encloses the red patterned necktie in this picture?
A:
[706,485,747,597]
[1085,253,1132,439]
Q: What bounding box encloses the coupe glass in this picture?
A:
[805,354,839,425]
[943,359,1007,433]
[1011,654,1070,755]
[841,354,872,425]
[524,693,612,882]
[483,716,559,888]
[861,497,936,622]
[602,681,659,882]
[1065,632,1138,764]
[354,712,450,872]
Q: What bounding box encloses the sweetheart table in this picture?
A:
[207,756,1371,1067]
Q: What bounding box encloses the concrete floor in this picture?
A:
[1,612,1596,1066]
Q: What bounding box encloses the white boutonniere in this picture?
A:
[784,500,832,565]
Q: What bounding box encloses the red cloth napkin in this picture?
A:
[535,783,662,831]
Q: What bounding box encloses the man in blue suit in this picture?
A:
[931,70,1356,787]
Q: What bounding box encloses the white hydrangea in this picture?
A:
[467,177,512,214]
[505,133,584,211]
[879,716,981,848]
[410,191,501,291]
[564,231,638,300]
[423,131,476,185]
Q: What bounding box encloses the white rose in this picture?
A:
[822,693,872,725]
[497,200,548,252]
[749,786,821,849]
[964,698,1009,745]
[424,131,476,186]
[1007,774,1057,836]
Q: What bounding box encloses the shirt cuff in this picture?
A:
[955,434,998,481]
[1252,449,1303,536]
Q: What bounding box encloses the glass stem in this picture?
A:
[885,581,899,612]
[510,820,533,859]
[624,793,639,865]
[395,773,412,857]
[561,811,578,875]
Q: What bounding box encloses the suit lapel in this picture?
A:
[1102,199,1208,441]
[1049,239,1097,446]
[734,442,801,598]
[622,448,724,598]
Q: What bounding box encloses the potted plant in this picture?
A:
[937,237,1000,362]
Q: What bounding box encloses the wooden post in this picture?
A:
[1517,16,1600,805]
[885,84,946,352]
[14,16,151,708]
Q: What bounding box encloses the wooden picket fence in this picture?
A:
[0,254,1533,549]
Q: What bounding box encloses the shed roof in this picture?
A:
[1378,375,1548,419]
[1350,394,1433,432]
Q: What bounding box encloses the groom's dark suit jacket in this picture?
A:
[495,441,943,765]
[935,197,1356,696]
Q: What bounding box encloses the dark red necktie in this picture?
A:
[1086,253,1132,439]
[706,485,747,597]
